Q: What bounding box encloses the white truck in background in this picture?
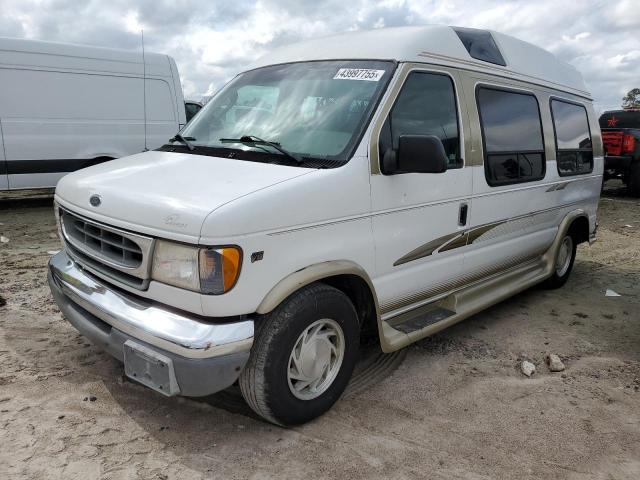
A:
[0,37,186,190]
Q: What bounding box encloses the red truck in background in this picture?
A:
[600,109,640,196]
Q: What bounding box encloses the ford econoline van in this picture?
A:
[48,26,602,425]
[0,37,186,190]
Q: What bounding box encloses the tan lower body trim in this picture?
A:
[379,255,549,353]
[377,209,589,353]
[381,249,543,317]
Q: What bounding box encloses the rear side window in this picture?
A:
[550,99,593,176]
[477,87,545,186]
[379,71,462,169]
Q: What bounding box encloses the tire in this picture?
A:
[542,231,577,289]
[239,283,360,426]
[627,162,640,197]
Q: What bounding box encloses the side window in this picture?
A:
[380,71,462,169]
[550,99,593,176]
[185,103,201,122]
[454,28,506,66]
[477,87,545,186]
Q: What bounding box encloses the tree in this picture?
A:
[622,88,640,109]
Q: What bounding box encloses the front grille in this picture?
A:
[65,241,147,289]
[59,208,154,290]
[64,212,143,268]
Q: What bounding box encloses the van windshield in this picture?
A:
[181,60,395,165]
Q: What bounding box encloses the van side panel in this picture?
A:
[0,39,182,190]
[0,67,145,189]
[0,118,7,190]
[168,56,187,128]
[145,77,179,151]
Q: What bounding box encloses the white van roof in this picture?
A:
[251,25,590,98]
[0,37,171,77]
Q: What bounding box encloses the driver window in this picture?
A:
[380,71,462,169]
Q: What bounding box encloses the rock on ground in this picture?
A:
[546,353,565,372]
[521,360,536,377]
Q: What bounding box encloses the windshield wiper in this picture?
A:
[169,133,196,151]
[219,135,303,165]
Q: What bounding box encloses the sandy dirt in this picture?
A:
[0,184,639,480]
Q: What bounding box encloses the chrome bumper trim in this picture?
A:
[49,250,254,359]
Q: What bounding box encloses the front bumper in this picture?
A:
[48,251,253,397]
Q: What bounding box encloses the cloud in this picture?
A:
[606,0,640,29]
[2,0,639,112]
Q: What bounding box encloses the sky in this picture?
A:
[2,0,639,112]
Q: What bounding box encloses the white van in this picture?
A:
[0,37,186,190]
[48,26,602,425]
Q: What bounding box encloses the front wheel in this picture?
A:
[239,283,359,425]
[542,233,577,289]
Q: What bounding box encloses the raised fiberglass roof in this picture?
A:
[251,25,589,98]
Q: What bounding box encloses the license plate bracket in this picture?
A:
[123,340,180,396]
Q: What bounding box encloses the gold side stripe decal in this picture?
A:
[393,232,461,266]
[391,200,587,268]
[393,221,506,267]
[546,182,570,192]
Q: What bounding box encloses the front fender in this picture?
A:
[255,260,380,316]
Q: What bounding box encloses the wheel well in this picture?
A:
[568,215,590,245]
[92,156,115,163]
[320,274,378,337]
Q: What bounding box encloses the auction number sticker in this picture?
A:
[333,68,385,81]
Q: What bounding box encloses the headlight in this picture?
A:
[151,241,200,291]
[151,240,241,295]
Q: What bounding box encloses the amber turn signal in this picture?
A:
[199,247,242,295]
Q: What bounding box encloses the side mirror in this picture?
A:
[383,135,449,174]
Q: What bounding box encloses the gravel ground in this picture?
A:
[0,183,639,480]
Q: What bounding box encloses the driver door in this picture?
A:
[370,66,472,319]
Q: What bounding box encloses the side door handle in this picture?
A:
[458,203,468,226]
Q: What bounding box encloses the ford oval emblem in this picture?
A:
[89,194,102,207]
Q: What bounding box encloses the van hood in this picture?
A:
[55,151,313,241]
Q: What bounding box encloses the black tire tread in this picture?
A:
[239,282,354,425]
